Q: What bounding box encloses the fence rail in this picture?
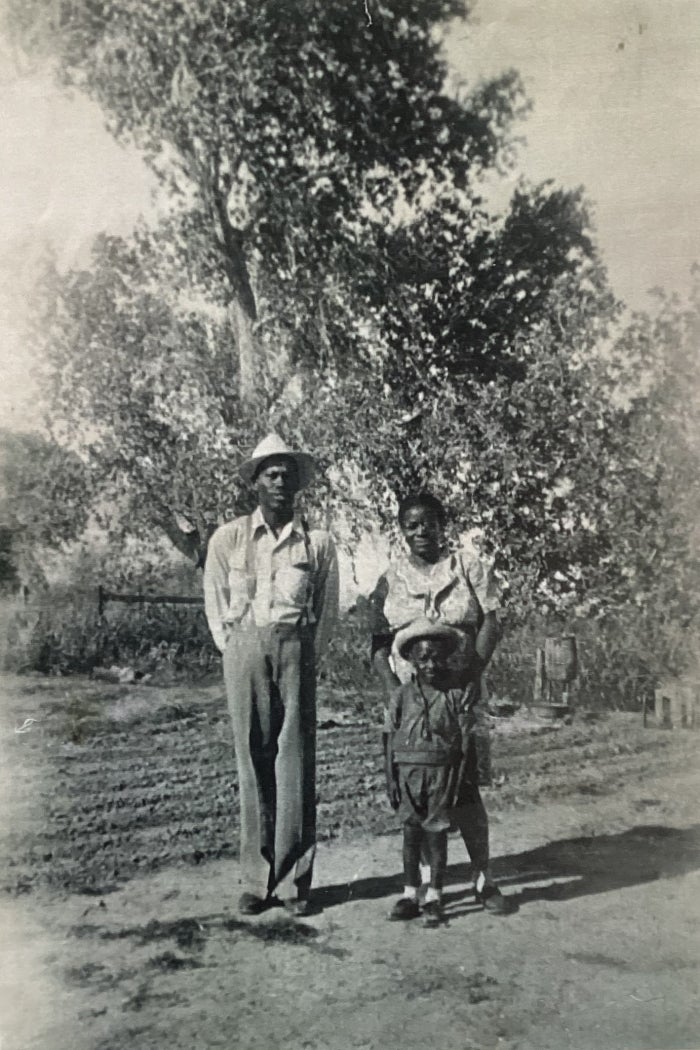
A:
[97,586,204,616]
[5,591,691,720]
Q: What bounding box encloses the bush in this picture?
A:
[487,612,677,712]
[6,594,218,679]
[7,571,681,715]
[319,605,376,698]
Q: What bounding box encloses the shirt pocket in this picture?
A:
[226,557,251,621]
[274,559,312,606]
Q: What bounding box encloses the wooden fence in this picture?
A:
[4,588,697,725]
[97,586,203,616]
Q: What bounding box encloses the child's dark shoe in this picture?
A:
[422,900,443,927]
[388,896,420,921]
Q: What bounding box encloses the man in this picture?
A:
[204,434,338,916]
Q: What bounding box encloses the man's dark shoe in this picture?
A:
[422,900,443,928]
[475,884,510,915]
[388,896,420,921]
[238,892,267,916]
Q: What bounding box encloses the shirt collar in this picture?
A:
[415,678,446,704]
[393,551,458,594]
[251,506,304,540]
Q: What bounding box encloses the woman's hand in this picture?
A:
[373,647,401,694]
[383,732,401,810]
[385,768,401,810]
[475,611,498,670]
[384,681,403,716]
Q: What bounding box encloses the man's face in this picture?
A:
[254,455,300,515]
[409,638,450,684]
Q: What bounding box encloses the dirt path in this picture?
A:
[1,675,699,1050]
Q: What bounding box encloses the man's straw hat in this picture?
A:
[238,433,315,490]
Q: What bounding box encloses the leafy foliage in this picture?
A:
[6,0,700,669]
[5,0,528,399]
[0,429,90,547]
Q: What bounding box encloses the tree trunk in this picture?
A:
[212,185,260,405]
[229,296,257,404]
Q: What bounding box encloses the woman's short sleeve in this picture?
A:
[368,573,395,658]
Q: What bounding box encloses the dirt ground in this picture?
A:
[1,673,699,1050]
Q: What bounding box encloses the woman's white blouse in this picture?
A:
[371,548,500,636]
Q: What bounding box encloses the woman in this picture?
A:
[369,491,508,914]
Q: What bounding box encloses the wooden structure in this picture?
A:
[533,634,578,718]
[647,677,700,729]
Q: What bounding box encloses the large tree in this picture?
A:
[7,0,525,398]
[6,0,533,546]
[27,176,605,565]
[9,0,696,634]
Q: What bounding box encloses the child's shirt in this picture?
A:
[385,677,478,767]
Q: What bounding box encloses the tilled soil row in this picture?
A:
[2,676,694,896]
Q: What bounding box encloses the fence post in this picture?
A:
[533,647,545,703]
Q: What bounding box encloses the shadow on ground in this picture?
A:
[315,824,700,917]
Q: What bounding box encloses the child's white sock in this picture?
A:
[424,886,441,904]
[475,871,487,893]
[402,886,419,900]
[420,863,431,886]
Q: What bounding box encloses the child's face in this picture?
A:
[408,638,450,684]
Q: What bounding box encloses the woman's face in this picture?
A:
[400,506,442,563]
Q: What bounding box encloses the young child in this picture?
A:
[384,617,478,927]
